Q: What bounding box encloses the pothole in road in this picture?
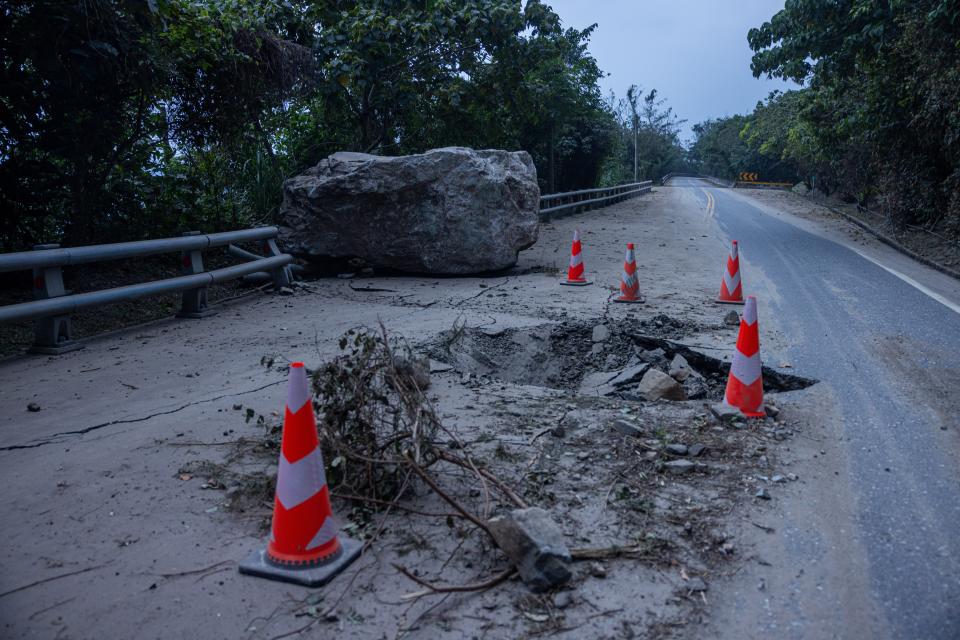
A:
[430,314,817,401]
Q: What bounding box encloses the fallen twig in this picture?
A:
[403,453,492,538]
[348,283,397,293]
[395,564,516,600]
[0,562,112,599]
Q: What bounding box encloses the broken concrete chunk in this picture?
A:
[665,443,689,456]
[637,369,687,401]
[428,359,454,373]
[487,508,572,593]
[591,324,610,343]
[724,310,740,326]
[613,419,643,438]
[663,459,695,475]
[668,354,692,382]
[607,363,650,388]
[710,403,745,422]
[577,370,619,396]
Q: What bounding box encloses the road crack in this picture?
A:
[0,379,285,452]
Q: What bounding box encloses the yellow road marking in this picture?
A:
[701,188,715,218]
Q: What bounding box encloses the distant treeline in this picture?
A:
[689,1,960,236]
[0,0,688,252]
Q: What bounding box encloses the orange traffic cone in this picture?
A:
[614,243,643,303]
[716,240,745,304]
[560,229,591,286]
[240,362,361,586]
[723,296,765,417]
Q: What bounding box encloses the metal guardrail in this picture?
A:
[0,227,293,354]
[538,181,652,221]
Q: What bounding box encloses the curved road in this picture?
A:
[671,178,960,639]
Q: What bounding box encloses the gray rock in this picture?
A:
[723,310,740,326]
[764,403,781,418]
[755,488,771,500]
[771,474,786,483]
[688,443,707,457]
[663,460,695,475]
[428,359,454,373]
[553,591,574,609]
[613,419,643,438]
[607,363,650,388]
[592,325,610,343]
[637,369,687,401]
[685,577,708,592]
[279,147,540,274]
[710,403,745,422]
[26,402,40,412]
[588,562,607,578]
[792,182,810,195]
[487,508,572,592]
[578,370,619,397]
[665,443,689,456]
[668,354,692,381]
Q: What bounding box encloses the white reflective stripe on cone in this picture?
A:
[306,517,340,551]
[276,447,327,510]
[723,268,741,294]
[729,351,762,386]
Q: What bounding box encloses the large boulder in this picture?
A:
[278,147,540,274]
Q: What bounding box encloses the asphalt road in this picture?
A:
[672,178,960,639]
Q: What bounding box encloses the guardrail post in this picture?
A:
[176,231,216,318]
[261,238,292,290]
[28,243,82,355]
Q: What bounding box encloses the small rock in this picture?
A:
[592,325,610,343]
[665,444,688,456]
[613,420,643,438]
[688,443,706,457]
[487,508,572,592]
[663,460,695,475]
[764,403,781,418]
[550,424,566,438]
[668,354,692,382]
[336,272,356,279]
[588,562,607,578]
[554,591,575,609]
[686,577,708,592]
[710,403,745,422]
[428,359,454,373]
[636,369,687,401]
[755,488,771,500]
[590,343,604,355]
[643,451,659,461]
[576,452,589,461]
[27,402,41,412]
[771,474,786,483]
[724,310,740,326]
[787,473,799,482]
[278,286,294,295]
[232,403,242,410]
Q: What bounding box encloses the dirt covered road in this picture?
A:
[1,186,827,639]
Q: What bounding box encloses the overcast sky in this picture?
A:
[543,0,798,143]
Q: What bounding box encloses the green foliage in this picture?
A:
[0,0,688,252]
[746,0,960,231]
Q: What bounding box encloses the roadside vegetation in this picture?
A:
[689,1,960,237]
[0,0,687,253]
